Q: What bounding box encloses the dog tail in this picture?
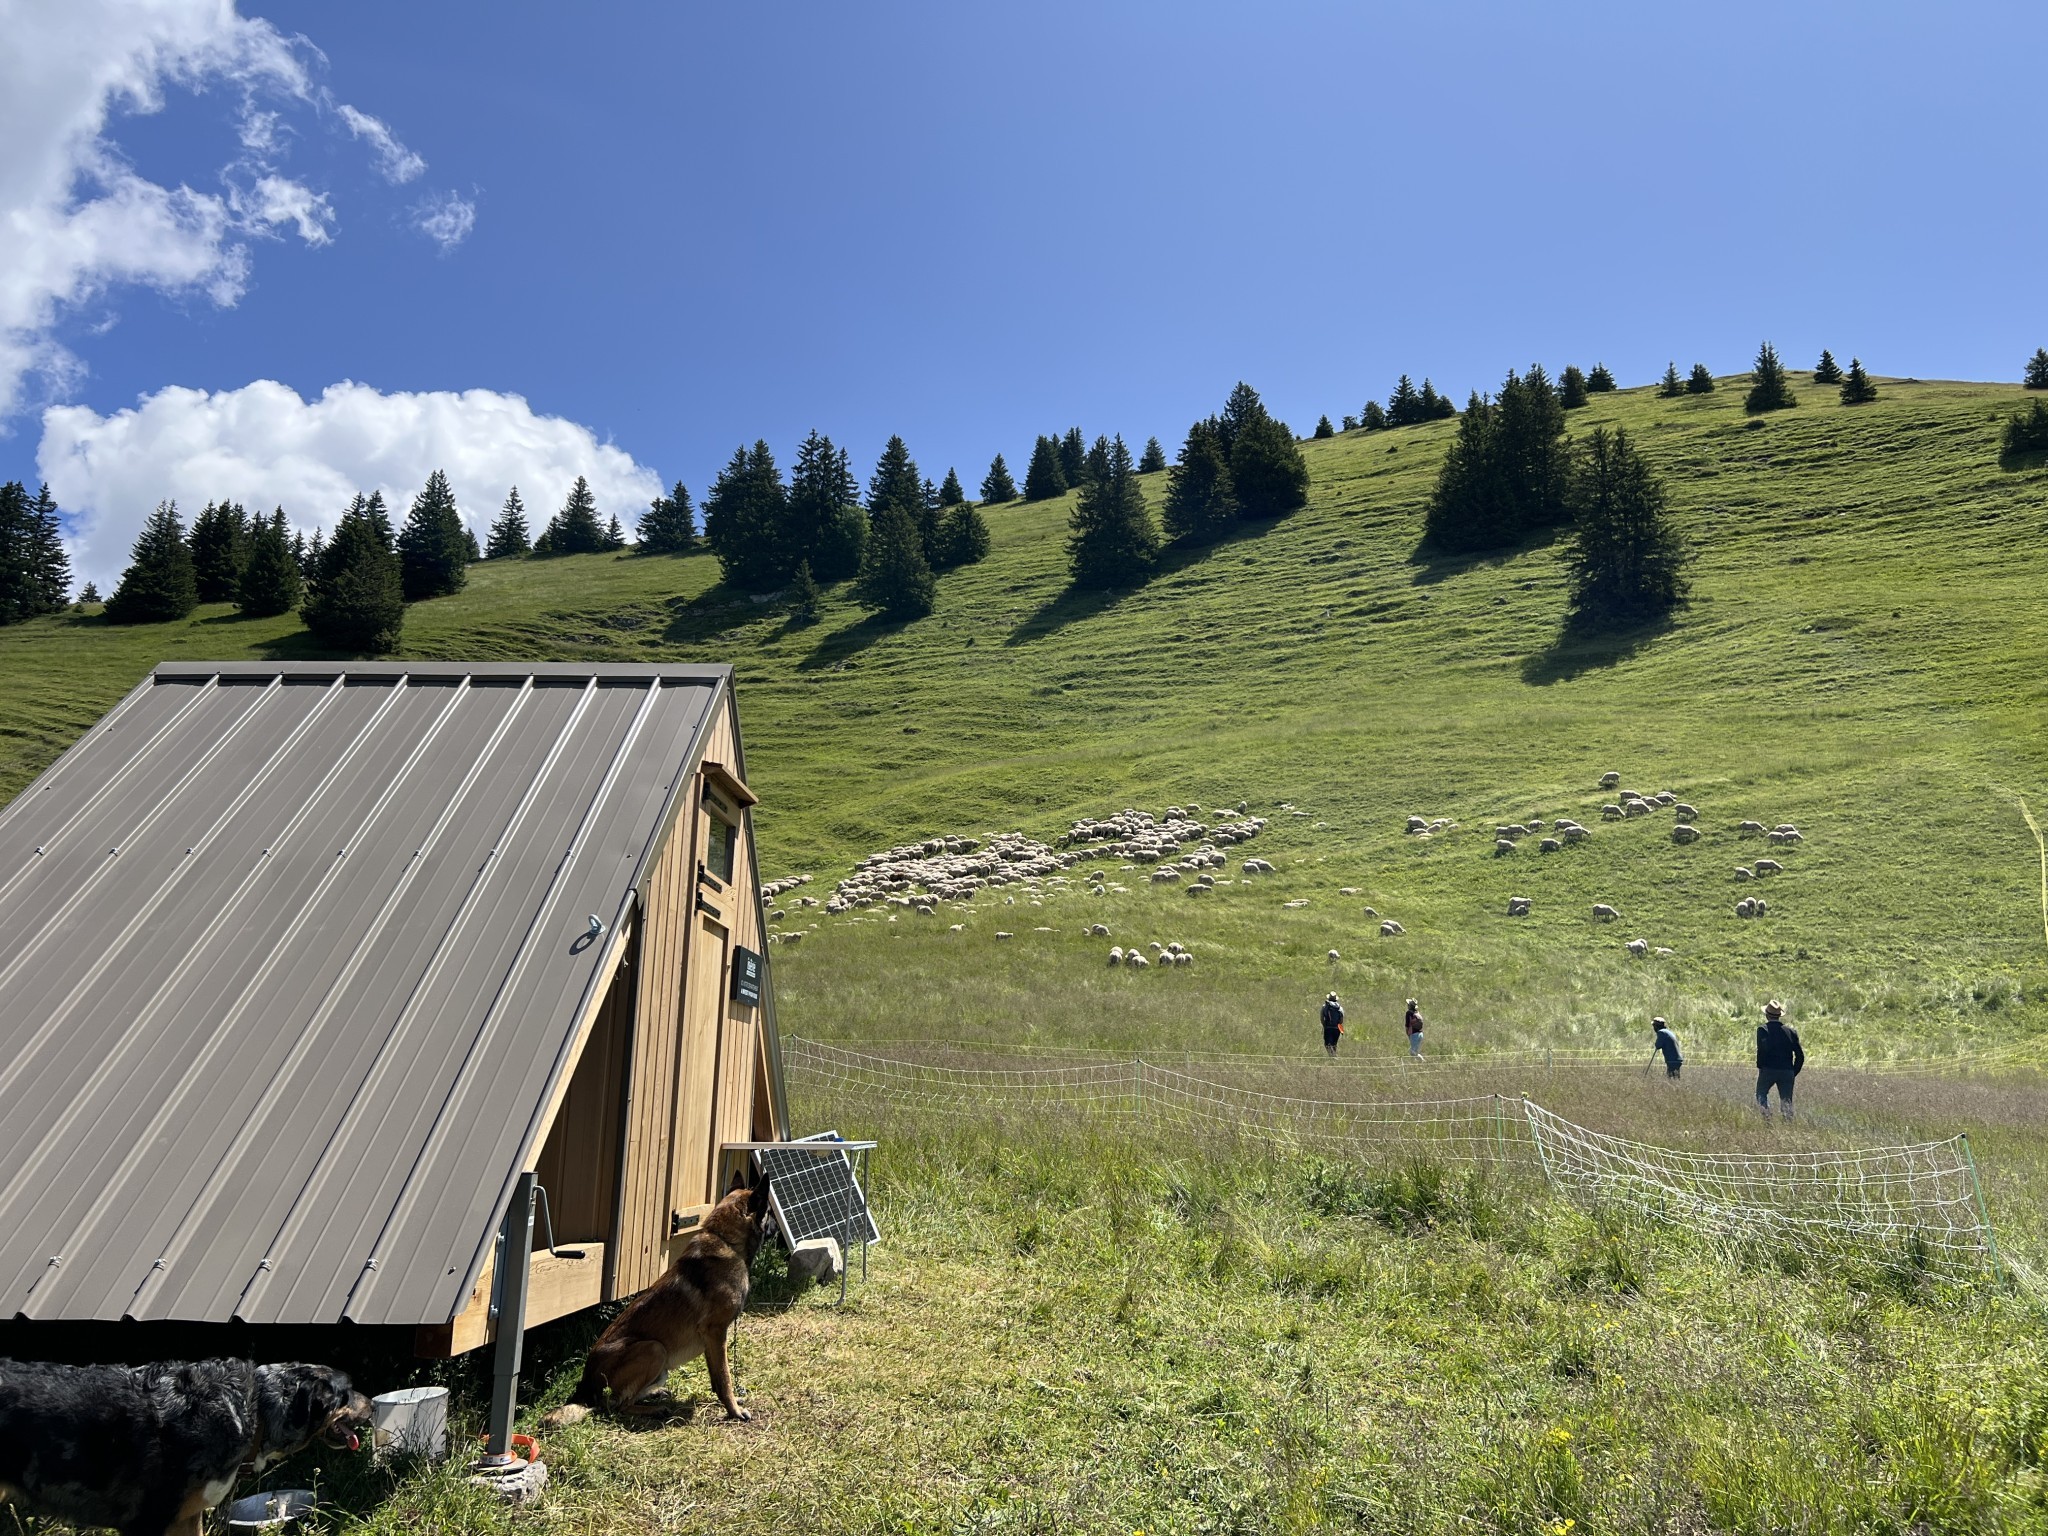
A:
[538,1362,604,1428]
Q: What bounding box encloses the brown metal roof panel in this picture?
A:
[355,681,717,1324]
[4,680,463,1322]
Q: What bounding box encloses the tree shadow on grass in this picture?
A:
[254,627,355,661]
[795,610,913,671]
[1004,521,1277,646]
[1407,524,1564,587]
[1520,615,1676,686]
[662,580,782,646]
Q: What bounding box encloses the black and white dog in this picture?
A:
[0,1358,370,1536]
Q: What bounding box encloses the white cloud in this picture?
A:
[336,103,425,184]
[0,0,456,423]
[413,191,477,251]
[40,379,662,587]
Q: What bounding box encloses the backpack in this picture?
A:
[1321,1001,1344,1030]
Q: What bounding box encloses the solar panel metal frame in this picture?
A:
[755,1133,880,1250]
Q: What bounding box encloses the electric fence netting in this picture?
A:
[784,1037,2001,1281]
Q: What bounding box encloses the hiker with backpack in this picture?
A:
[1320,993,1345,1056]
[1403,998,1426,1060]
[1755,1000,1804,1120]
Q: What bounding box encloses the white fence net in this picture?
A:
[784,1037,1999,1279]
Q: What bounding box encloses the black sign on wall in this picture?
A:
[730,945,763,1008]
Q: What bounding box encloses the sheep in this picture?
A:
[1527,819,1548,832]
[1362,906,1379,918]
[1599,771,1621,788]
[1496,824,1530,839]
[1150,942,1166,953]
[1406,815,1430,834]
[1089,922,1110,936]
[1128,953,1150,968]
[1507,896,1532,916]
[1327,948,1342,962]
[1670,825,1701,845]
[1283,898,1310,909]
[1339,886,1362,896]
[1592,903,1619,920]
[950,923,964,932]
[1774,823,1800,834]
[1622,800,1651,818]
[1175,952,1193,967]
[1755,898,1769,914]
[1734,866,1753,881]
[1495,839,1518,856]
[1674,803,1698,822]
[1654,946,1674,957]
[995,930,1014,940]
[1562,826,1591,844]
[1186,883,1211,896]
[1167,942,1185,955]
[1539,837,1562,852]
[1151,868,1181,883]
[1108,946,1124,965]
[1754,858,1783,875]
[1738,820,1765,836]
[1771,830,1804,845]
[1653,791,1678,807]
[1627,938,1649,957]
[1196,873,1216,887]
[1601,804,1625,821]
[1380,919,1405,936]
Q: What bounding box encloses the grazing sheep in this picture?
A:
[1175,952,1193,967]
[1671,825,1701,845]
[1755,898,1769,914]
[1186,883,1211,896]
[1196,873,1215,887]
[1089,922,1110,936]
[1150,942,1165,953]
[1539,837,1562,852]
[1674,804,1698,822]
[1601,804,1625,820]
[1406,815,1429,833]
[1653,791,1678,807]
[995,930,1014,939]
[1599,771,1621,788]
[1507,896,1532,916]
[1339,887,1362,896]
[1735,898,1758,918]
[1495,839,1518,856]
[1738,820,1765,836]
[1562,827,1591,844]
[1327,949,1342,962]
[949,923,964,931]
[1734,866,1753,881]
[1167,942,1184,955]
[781,931,803,946]
[1380,919,1405,936]
[1496,824,1530,839]
[1622,800,1651,818]
[1592,903,1619,920]
[1283,898,1310,909]
[1128,953,1150,968]
[1654,946,1674,957]
[1527,819,1547,832]
[1108,947,1124,965]
[1627,938,1649,957]
[1362,906,1378,918]
[1152,868,1181,883]
[1774,823,1799,834]
[1754,858,1783,875]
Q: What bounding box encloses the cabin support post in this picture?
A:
[484,1171,537,1459]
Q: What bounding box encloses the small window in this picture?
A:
[706,815,738,885]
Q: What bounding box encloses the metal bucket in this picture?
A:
[371,1385,450,1462]
[225,1489,316,1530]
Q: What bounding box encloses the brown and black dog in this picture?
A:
[545,1175,771,1426]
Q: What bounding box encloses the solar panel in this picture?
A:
[755,1133,879,1250]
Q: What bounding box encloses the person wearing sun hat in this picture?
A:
[1754,999,1804,1120]
[1319,992,1346,1056]
[1649,1016,1683,1079]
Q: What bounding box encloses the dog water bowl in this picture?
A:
[226,1489,316,1530]
[372,1384,450,1462]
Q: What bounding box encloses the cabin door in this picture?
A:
[671,909,729,1213]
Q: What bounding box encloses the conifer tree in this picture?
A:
[603,514,626,549]
[463,526,481,563]
[1216,381,1310,519]
[637,481,696,554]
[362,490,394,549]
[1360,400,1387,431]
[867,435,936,562]
[1687,363,1716,394]
[1422,369,1571,552]
[1387,375,1423,426]
[1162,418,1239,545]
[1587,363,1617,392]
[303,493,403,651]
[938,466,966,507]
[703,442,790,587]
[1658,362,1684,398]
[1139,436,1167,473]
[1559,365,1589,409]
[1744,341,1798,414]
[1565,426,1689,631]
[290,530,307,573]
[105,501,198,624]
[188,499,248,603]
[1313,414,1335,439]
[2026,348,2048,390]
[790,559,823,623]
[237,507,303,617]
[487,488,531,558]
[934,501,990,569]
[1418,379,1445,419]
[855,502,936,618]
[542,476,608,554]
[304,528,325,572]
[1066,435,1156,587]
[2002,400,2048,456]
[397,469,469,600]
[26,483,69,616]
[1059,427,1087,488]
[786,431,864,582]
[1341,415,1358,432]
[1813,349,1843,385]
[1838,357,1879,405]
[1023,436,1067,500]
[980,453,1018,503]
[79,582,99,605]
[0,481,32,623]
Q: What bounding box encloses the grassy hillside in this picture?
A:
[7,372,2045,1064]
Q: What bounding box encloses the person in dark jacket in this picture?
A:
[1320,993,1345,1056]
[1755,1000,1804,1119]
[1649,1016,1683,1079]
[1403,998,1425,1060]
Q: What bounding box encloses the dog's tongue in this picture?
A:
[348,1430,360,1452]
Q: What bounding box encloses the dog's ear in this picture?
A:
[749,1172,772,1223]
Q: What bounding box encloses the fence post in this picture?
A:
[1523,1095,1557,1188]
[1960,1132,2004,1283]
[1135,1057,1146,1124]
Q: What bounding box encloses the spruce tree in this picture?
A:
[602,514,625,549]
[934,501,990,569]
[1023,435,1067,500]
[938,466,966,506]
[1313,414,1335,439]
[1341,415,1358,432]
[1559,365,1589,409]
[487,488,531,558]
[1587,363,1617,392]
[1687,363,1716,394]
[237,507,303,617]
[1813,349,1843,385]
[1059,427,1087,488]
[26,483,69,615]
[542,476,608,554]
[1360,400,1387,431]
[703,442,790,587]
[867,435,936,563]
[790,559,823,624]
[1216,382,1310,519]
[1744,341,1798,414]
[1422,369,1571,552]
[0,482,30,623]
[1839,357,1879,405]
[1139,436,1167,473]
[1066,435,1156,587]
[304,528,325,572]
[397,468,468,600]
[1430,381,1457,419]
[78,582,99,606]
[2002,400,2048,456]
[105,501,199,624]
[1658,362,1684,398]
[463,526,481,563]
[980,453,1018,503]
[188,498,249,603]
[786,431,864,582]
[1418,379,1446,419]
[1387,375,1423,426]
[2026,348,2048,390]
[1162,418,1239,545]
[637,481,696,555]
[362,490,394,549]
[303,493,404,651]
[855,502,936,618]
[1565,426,1689,631]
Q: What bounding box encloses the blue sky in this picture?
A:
[6,2,2045,583]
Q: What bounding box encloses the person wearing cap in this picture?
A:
[1320,992,1346,1056]
[1755,1000,1804,1119]
[1649,1017,1683,1079]
[1403,998,1426,1060]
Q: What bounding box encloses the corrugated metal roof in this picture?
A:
[0,661,731,1327]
